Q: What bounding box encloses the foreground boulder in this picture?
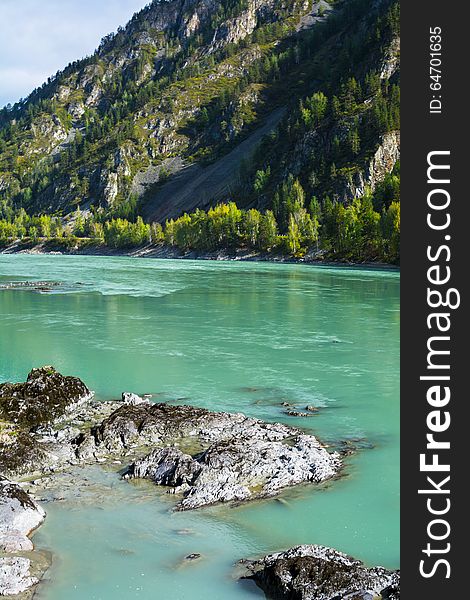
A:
[0,366,93,427]
[0,478,45,552]
[240,545,400,600]
[0,478,46,597]
[125,434,340,510]
[87,402,340,510]
[0,367,95,478]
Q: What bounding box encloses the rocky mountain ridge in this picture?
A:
[0,0,399,226]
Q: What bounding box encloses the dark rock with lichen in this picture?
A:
[0,366,93,428]
[0,428,48,480]
[239,545,400,600]
[0,367,96,479]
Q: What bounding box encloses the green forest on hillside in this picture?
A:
[0,162,399,262]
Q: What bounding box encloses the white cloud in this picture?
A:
[0,0,148,107]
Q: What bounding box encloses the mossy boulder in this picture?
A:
[0,428,49,479]
[0,366,93,428]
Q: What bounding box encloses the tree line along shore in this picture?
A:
[0,172,399,263]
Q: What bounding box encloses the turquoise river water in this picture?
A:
[0,255,400,600]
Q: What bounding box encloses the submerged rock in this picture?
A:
[239,545,400,600]
[284,410,316,417]
[0,280,62,291]
[0,366,93,427]
[284,405,320,417]
[185,553,202,561]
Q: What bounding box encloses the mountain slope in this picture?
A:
[0,0,399,247]
[142,106,286,221]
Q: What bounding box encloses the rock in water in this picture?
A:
[0,478,45,553]
[121,392,150,405]
[185,553,202,561]
[0,371,341,513]
[0,366,94,478]
[0,478,46,596]
[124,417,340,510]
[0,366,93,427]
[239,545,400,600]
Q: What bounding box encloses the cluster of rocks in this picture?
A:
[29,396,340,510]
[0,367,399,598]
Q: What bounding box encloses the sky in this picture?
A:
[0,0,149,108]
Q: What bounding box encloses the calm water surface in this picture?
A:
[0,255,400,600]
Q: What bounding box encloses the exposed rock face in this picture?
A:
[0,366,93,427]
[240,545,400,600]
[289,124,400,207]
[30,114,68,153]
[0,478,45,553]
[0,479,46,597]
[101,171,119,205]
[126,433,340,510]
[343,131,400,201]
[380,35,400,79]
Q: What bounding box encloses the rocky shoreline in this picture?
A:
[0,367,399,598]
[0,240,399,271]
